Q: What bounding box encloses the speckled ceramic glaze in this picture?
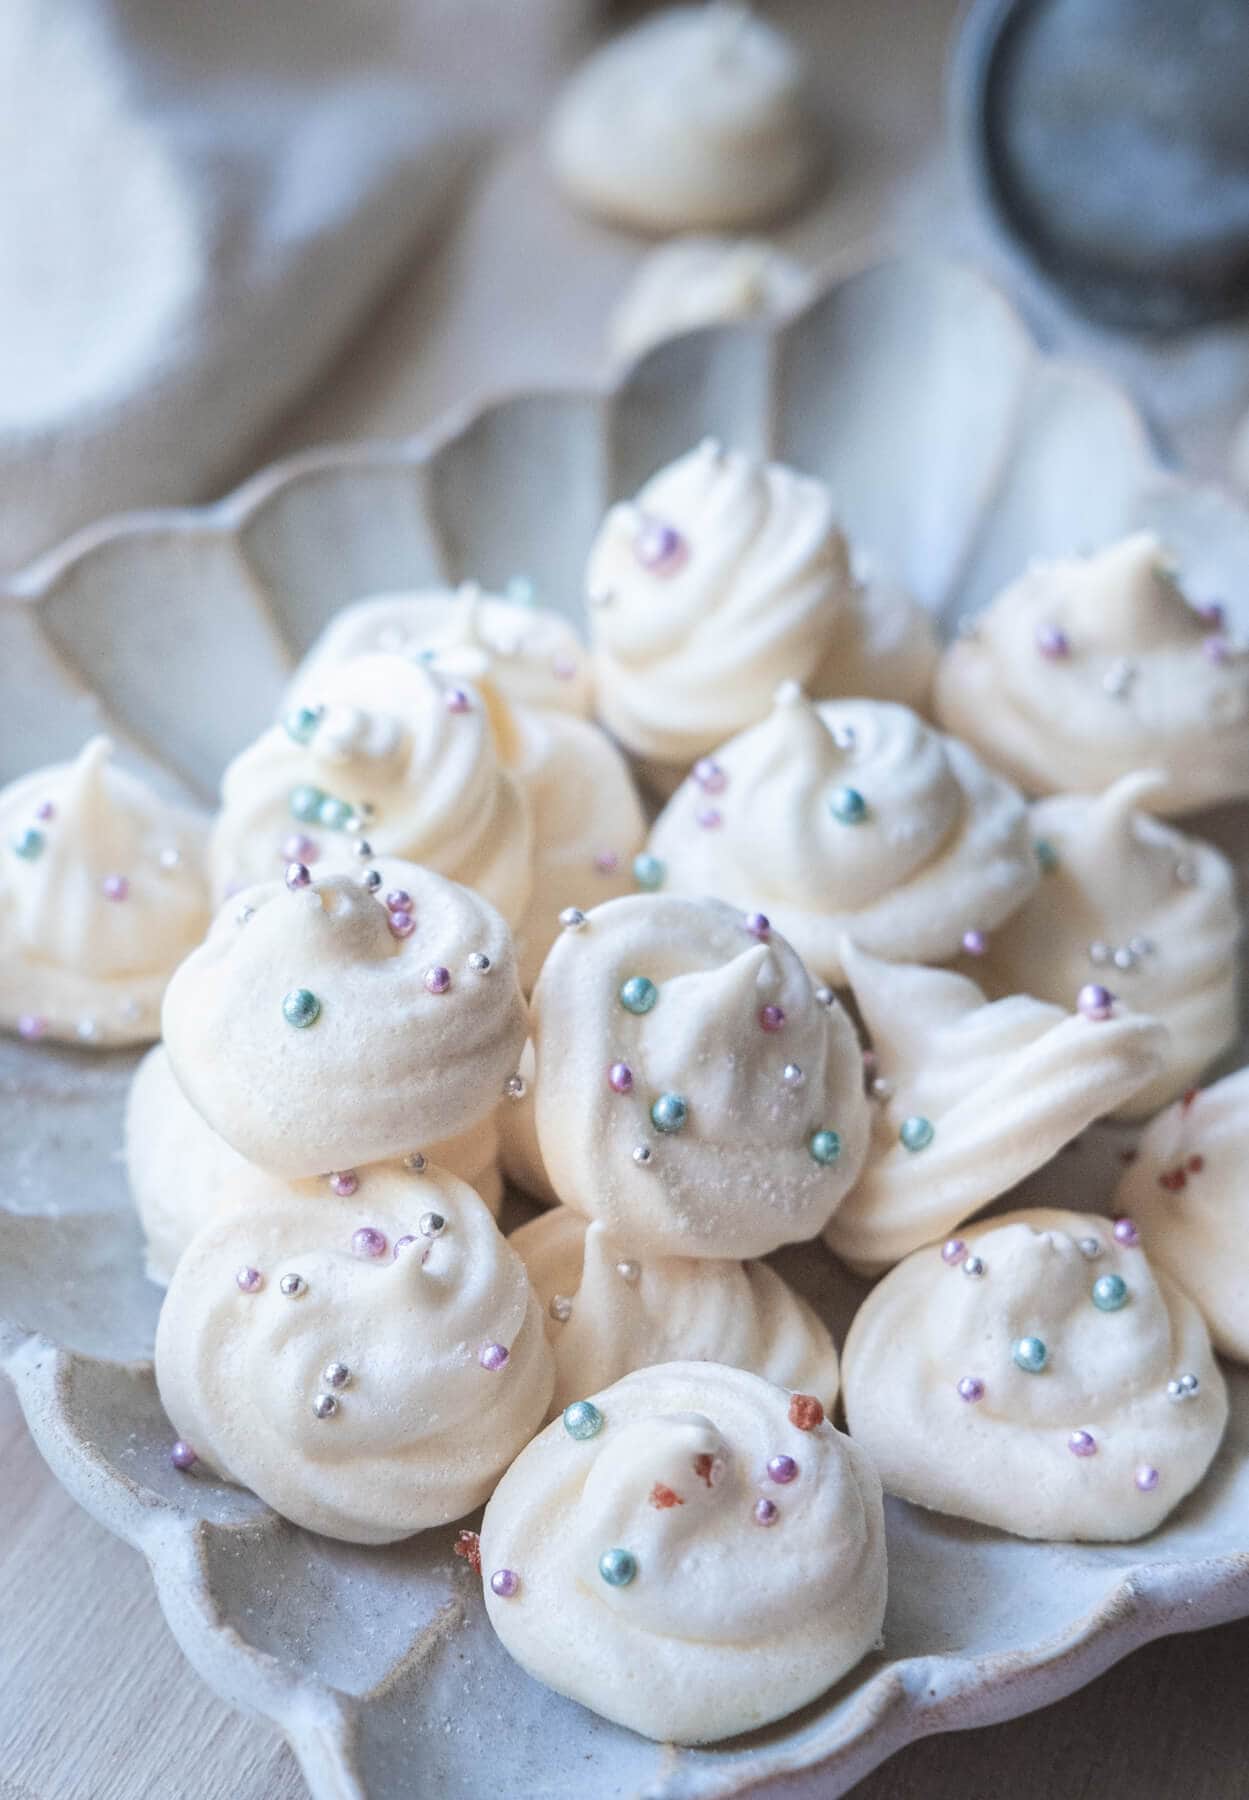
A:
[2,259,1248,1799]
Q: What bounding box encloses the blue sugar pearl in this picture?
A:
[289,785,325,823]
[899,1115,935,1152]
[317,795,353,831]
[1092,1273,1128,1312]
[1034,838,1060,873]
[632,852,666,891]
[599,1547,637,1588]
[650,1092,688,1134]
[12,826,45,860]
[1012,1335,1048,1373]
[563,1400,604,1441]
[619,975,658,1015]
[282,988,321,1029]
[284,705,322,745]
[809,1129,842,1166]
[828,785,868,825]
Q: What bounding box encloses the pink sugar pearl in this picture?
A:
[424,965,451,994]
[101,873,129,901]
[759,1004,786,1033]
[352,1226,387,1259]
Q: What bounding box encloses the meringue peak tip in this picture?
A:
[772,677,808,709]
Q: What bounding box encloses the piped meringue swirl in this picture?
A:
[934,532,1249,814]
[529,894,870,1259]
[511,1208,839,1413]
[155,1170,553,1543]
[842,1209,1228,1541]
[648,690,1038,984]
[608,235,812,362]
[825,943,1167,1274]
[479,1361,886,1743]
[0,737,209,1046]
[162,861,526,1177]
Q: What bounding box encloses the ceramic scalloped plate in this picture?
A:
[2,258,1249,1800]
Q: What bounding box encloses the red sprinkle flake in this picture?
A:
[1187,1155,1205,1174]
[1181,1087,1201,1115]
[789,1394,825,1432]
[692,1453,718,1488]
[1158,1167,1187,1193]
[650,1483,684,1509]
[453,1530,482,1573]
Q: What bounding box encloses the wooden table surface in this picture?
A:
[4,3,1248,1794]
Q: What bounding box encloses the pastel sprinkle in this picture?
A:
[563,1400,604,1440]
[282,988,321,1028]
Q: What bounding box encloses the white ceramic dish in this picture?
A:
[2,258,1248,1799]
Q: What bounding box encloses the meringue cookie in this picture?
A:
[510,706,647,992]
[155,1171,554,1543]
[547,5,819,234]
[825,944,1167,1274]
[479,1361,885,1743]
[529,895,870,1259]
[126,1044,502,1285]
[649,690,1038,985]
[162,862,527,1178]
[0,737,209,1047]
[587,442,936,783]
[974,772,1240,1116]
[497,1041,560,1210]
[934,533,1249,814]
[1114,1071,1249,1362]
[608,235,812,362]
[512,1209,839,1414]
[211,656,532,925]
[842,1209,1227,1541]
[286,580,592,722]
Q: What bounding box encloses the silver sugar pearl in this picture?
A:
[467,951,492,973]
[353,838,374,860]
[549,1294,573,1323]
[404,1151,427,1173]
[323,1362,351,1389]
[279,1273,306,1297]
[963,1254,986,1278]
[312,1393,339,1419]
[782,1062,805,1088]
[1088,941,1111,966]
[632,1144,653,1167]
[814,986,836,1008]
[504,1073,527,1101]
[76,1017,98,1041]
[1078,1236,1103,1260]
[870,1076,894,1102]
[158,846,181,871]
[1112,947,1137,971]
[419,1211,446,1237]
[360,868,382,891]
[587,587,614,610]
[236,903,255,926]
[616,1260,640,1284]
[1128,935,1153,957]
[1102,657,1137,698]
[559,906,587,931]
[831,724,857,751]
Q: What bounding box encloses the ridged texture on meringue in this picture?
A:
[211,656,532,925]
[479,1361,886,1743]
[825,943,1168,1273]
[286,581,593,721]
[842,1209,1227,1541]
[608,235,812,362]
[547,6,818,233]
[127,1044,502,1286]
[162,862,527,1177]
[511,1209,839,1413]
[529,894,870,1259]
[1115,1071,1249,1362]
[0,737,209,1046]
[649,691,1037,984]
[974,772,1240,1116]
[934,533,1249,814]
[155,1171,554,1543]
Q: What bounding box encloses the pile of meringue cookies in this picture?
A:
[4,425,1247,1746]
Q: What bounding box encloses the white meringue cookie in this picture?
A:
[126,1044,502,1285]
[155,1170,554,1543]
[1114,1071,1249,1362]
[587,442,936,783]
[974,773,1240,1116]
[648,690,1038,985]
[825,944,1167,1274]
[286,580,592,722]
[529,895,870,1259]
[210,656,532,926]
[497,1041,560,1210]
[162,862,527,1178]
[0,737,209,1047]
[842,1209,1228,1541]
[511,1209,839,1414]
[608,235,812,362]
[479,1360,885,1743]
[934,533,1249,815]
[547,5,819,234]
[507,706,647,993]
